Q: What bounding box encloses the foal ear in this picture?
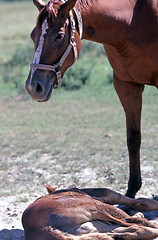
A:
[33,0,45,11]
[44,184,56,194]
[59,0,78,17]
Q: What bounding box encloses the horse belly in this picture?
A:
[67,221,119,235]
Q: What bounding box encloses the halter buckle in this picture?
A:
[53,70,62,89]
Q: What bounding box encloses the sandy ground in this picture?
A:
[0,196,27,240]
[0,194,39,240]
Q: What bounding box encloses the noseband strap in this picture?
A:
[30,2,82,89]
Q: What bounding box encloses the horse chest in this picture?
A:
[105,43,158,87]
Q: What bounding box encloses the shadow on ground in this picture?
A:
[0,229,24,240]
[144,210,158,221]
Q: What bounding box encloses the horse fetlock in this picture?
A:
[126,174,142,198]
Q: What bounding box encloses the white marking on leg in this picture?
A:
[30,18,49,83]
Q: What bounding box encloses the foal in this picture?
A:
[22,185,158,240]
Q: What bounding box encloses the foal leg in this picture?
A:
[42,227,113,240]
[110,225,158,240]
[113,74,144,198]
[80,188,158,211]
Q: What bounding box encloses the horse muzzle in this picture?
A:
[25,70,55,102]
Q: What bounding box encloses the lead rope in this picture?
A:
[30,1,82,89]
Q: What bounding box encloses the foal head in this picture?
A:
[26,0,81,102]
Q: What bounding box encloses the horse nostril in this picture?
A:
[35,83,43,94]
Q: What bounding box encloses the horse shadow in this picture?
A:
[144,210,158,221]
[0,229,24,240]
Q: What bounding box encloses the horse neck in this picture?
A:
[76,0,135,48]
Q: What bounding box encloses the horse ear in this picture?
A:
[44,184,56,194]
[33,0,45,11]
[59,0,78,16]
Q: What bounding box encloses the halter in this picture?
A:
[30,0,82,88]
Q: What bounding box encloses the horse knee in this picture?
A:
[127,129,141,154]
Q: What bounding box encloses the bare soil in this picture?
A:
[0,195,29,240]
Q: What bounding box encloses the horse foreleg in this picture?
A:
[44,185,158,212]
[80,188,158,211]
[80,187,133,205]
[113,74,144,198]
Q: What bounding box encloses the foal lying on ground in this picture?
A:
[22,185,158,240]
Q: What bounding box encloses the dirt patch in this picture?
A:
[0,196,27,239]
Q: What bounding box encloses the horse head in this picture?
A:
[26,0,81,102]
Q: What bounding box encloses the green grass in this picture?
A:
[0,2,157,202]
[0,1,37,96]
[0,2,36,53]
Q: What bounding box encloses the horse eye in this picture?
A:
[55,33,64,41]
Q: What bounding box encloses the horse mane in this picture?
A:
[37,0,62,24]
[37,0,96,25]
[77,0,96,11]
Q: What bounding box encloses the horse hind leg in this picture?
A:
[125,212,158,229]
[42,226,114,240]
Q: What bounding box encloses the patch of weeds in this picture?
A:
[62,60,92,90]
[105,168,116,184]
[68,175,79,186]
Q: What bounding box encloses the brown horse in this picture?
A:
[22,185,158,240]
[25,0,158,198]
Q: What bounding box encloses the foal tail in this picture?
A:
[42,226,113,240]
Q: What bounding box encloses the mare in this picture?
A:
[22,185,158,240]
[25,0,158,198]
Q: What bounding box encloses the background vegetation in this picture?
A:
[0,1,157,205]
